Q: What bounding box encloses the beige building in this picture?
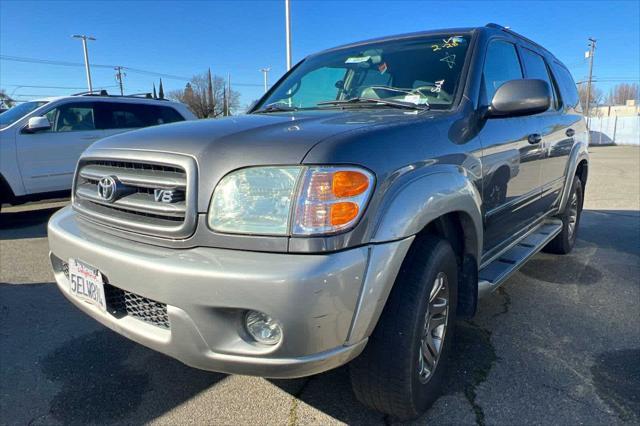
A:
[592,100,639,117]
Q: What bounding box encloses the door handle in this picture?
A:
[81,136,99,141]
[566,128,575,137]
[528,133,542,144]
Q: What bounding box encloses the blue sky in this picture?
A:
[1,0,639,108]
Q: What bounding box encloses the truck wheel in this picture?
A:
[544,176,583,254]
[349,236,458,420]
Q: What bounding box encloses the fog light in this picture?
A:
[244,311,282,345]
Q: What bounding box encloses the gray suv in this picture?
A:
[48,24,588,419]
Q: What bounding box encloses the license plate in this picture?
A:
[68,258,106,311]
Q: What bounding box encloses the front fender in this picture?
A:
[371,166,483,260]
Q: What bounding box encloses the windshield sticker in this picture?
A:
[440,53,456,69]
[432,36,464,52]
[431,80,445,93]
[345,56,371,64]
[378,62,388,74]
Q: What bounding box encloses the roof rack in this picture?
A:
[72,89,109,96]
[70,90,169,101]
[485,23,545,51]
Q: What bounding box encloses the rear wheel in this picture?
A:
[349,236,458,420]
[544,176,583,254]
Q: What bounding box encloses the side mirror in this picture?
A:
[487,79,551,118]
[24,116,51,133]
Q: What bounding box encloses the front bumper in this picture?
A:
[48,207,412,378]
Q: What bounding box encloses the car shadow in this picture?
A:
[0,204,66,240]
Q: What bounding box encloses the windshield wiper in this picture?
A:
[317,97,429,111]
[253,102,298,114]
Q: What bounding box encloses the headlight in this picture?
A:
[208,166,374,236]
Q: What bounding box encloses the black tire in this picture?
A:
[544,176,583,254]
[349,236,458,420]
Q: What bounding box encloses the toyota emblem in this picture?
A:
[97,176,118,202]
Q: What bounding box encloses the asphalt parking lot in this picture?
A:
[1,145,639,425]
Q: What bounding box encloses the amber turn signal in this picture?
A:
[332,171,370,198]
[330,202,359,226]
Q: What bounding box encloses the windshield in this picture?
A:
[254,34,471,112]
[0,101,48,127]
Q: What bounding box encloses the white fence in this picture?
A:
[588,116,640,146]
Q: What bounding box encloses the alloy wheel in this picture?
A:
[418,272,450,383]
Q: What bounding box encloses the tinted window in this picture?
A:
[46,103,96,132]
[520,48,558,109]
[99,103,185,129]
[553,63,581,111]
[483,41,523,102]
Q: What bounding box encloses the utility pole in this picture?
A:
[585,38,597,122]
[227,72,232,116]
[260,67,271,93]
[285,0,292,70]
[72,34,96,93]
[114,66,125,95]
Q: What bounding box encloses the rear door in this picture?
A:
[99,102,186,138]
[17,101,104,193]
[479,39,546,254]
[519,47,574,212]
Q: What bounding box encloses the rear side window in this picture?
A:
[482,41,523,102]
[552,63,581,111]
[98,102,185,130]
[520,47,559,110]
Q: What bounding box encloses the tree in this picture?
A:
[158,78,165,100]
[0,89,15,108]
[606,83,639,105]
[152,83,157,99]
[168,71,240,118]
[578,82,604,115]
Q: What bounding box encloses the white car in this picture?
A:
[0,93,195,210]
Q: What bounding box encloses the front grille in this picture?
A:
[59,259,169,329]
[73,152,197,238]
[104,284,170,329]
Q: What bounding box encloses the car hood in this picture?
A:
[86,109,435,210]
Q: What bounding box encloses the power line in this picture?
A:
[0,54,264,87]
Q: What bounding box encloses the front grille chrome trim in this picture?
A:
[72,149,198,239]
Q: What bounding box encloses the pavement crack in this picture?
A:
[288,377,313,426]
[491,287,511,318]
[452,321,498,426]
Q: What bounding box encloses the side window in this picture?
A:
[520,48,559,110]
[101,103,185,129]
[104,103,146,129]
[45,103,96,132]
[553,63,581,111]
[482,41,523,103]
[154,106,185,124]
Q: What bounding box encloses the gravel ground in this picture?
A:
[1,146,638,425]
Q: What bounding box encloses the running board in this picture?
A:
[478,219,563,297]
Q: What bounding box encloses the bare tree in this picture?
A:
[0,89,15,108]
[168,71,240,119]
[578,82,603,115]
[606,83,639,105]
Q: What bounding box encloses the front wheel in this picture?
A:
[349,236,458,420]
[544,176,584,254]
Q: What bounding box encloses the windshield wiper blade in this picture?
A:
[317,97,429,110]
[253,102,298,113]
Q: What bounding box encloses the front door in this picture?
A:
[479,40,546,255]
[17,102,103,194]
